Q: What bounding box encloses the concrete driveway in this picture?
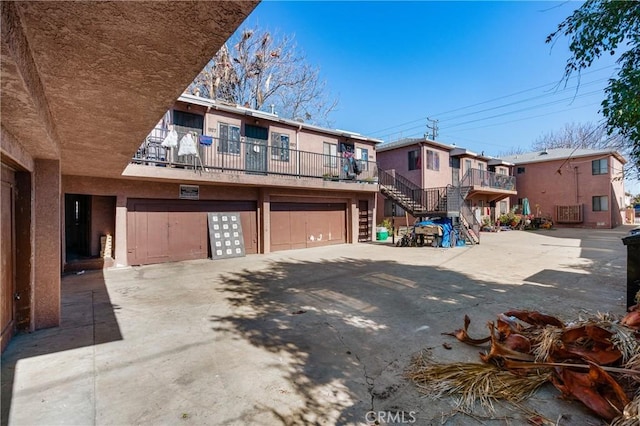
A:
[1,226,633,425]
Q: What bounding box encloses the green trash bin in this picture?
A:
[376,227,388,241]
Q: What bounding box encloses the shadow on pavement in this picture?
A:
[1,270,122,425]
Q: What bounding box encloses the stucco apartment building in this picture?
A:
[375,137,517,237]
[64,94,381,267]
[0,1,260,352]
[501,148,626,228]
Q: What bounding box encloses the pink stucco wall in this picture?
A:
[509,154,625,228]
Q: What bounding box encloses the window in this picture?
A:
[592,195,609,212]
[356,147,369,171]
[271,132,290,161]
[517,166,525,174]
[498,168,507,175]
[408,149,420,170]
[324,142,337,167]
[218,123,240,154]
[426,150,440,171]
[465,159,472,172]
[478,163,485,172]
[592,158,608,175]
[500,201,508,214]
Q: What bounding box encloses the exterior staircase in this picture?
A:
[378,169,480,245]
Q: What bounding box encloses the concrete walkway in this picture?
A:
[2,226,633,425]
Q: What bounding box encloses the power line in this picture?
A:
[366,64,616,137]
[376,89,603,142]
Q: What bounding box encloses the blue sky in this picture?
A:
[241,1,638,193]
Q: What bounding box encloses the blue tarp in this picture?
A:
[415,217,461,248]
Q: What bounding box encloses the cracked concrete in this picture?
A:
[1,226,633,425]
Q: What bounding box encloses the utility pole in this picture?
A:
[426,117,439,140]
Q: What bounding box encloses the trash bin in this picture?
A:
[622,233,640,309]
[376,227,388,241]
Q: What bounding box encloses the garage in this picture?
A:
[127,199,257,265]
[1,164,15,352]
[270,202,346,252]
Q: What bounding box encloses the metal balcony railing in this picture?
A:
[461,168,516,191]
[132,127,379,183]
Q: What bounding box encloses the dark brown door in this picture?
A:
[65,194,92,260]
[358,200,369,242]
[1,165,15,352]
[270,202,346,252]
[127,199,257,265]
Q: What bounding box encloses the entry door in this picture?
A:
[244,124,268,174]
[1,166,15,352]
[65,194,92,259]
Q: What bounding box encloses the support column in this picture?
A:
[349,196,358,244]
[114,195,128,267]
[259,188,270,254]
[33,159,60,329]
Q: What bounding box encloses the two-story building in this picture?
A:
[375,137,517,242]
[62,94,382,268]
[0,1,259,351]
[501,148,626,228]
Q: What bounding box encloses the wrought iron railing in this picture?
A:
[132,127,378,183]
[461,168,516,191]
[378,169,447,213]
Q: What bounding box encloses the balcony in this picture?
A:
[127,127,379,190]
[461,168,516,196]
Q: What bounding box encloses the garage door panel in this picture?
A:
[169,212,207,261]
[127,199,258,265]
[270,202,346,252]
[146,212,170,261]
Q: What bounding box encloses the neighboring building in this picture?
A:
[375,138,517,242]
[501,148,626,228]
[63,94,382,267]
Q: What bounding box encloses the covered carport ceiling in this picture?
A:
[1,1,258,177]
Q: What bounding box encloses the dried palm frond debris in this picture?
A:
[407,305,640,423]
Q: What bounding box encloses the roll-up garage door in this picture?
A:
[127,199,257,265]
[270,202,346,252]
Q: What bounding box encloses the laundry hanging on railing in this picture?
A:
[178,133,198,156]
[161,129,178,148]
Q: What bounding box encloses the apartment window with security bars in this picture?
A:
[270,132,290,162]
[218,123,240,154]
[592,158,608,175]
[592,195,608,212]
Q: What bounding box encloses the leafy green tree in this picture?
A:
[547,0,640,174]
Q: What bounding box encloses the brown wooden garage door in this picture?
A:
[1,165,15,352]
[270,202,346,252]
[127,199,257,265]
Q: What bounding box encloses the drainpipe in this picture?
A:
[296,124,302,177]
[574,166,579,204]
